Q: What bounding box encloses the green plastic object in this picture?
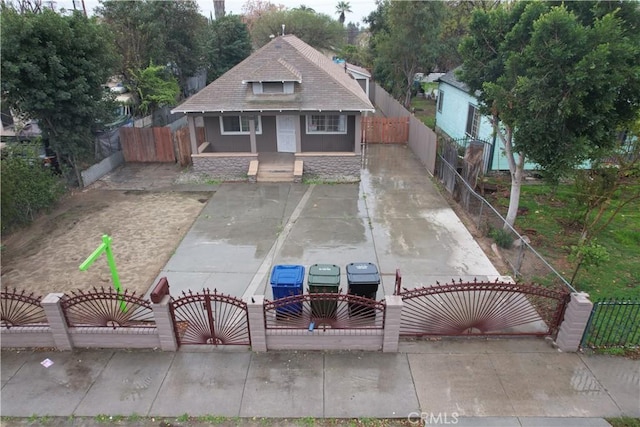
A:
[308,264,340,317]
[79,234,126,311]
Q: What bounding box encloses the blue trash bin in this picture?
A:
[270,265,305,316]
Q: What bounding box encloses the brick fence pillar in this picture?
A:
[152,295,178,351]
[383,295,403,353]
[246,295,267,352]
[41,293,73,351]
[555,292,593,352]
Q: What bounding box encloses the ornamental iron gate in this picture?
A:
[396,277,569,337]
[170,289,250,346]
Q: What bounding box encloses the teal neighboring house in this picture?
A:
[435,68,538,172]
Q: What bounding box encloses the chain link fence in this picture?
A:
[435,152,576,293]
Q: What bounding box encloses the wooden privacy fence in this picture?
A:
[120,127,175,162]
[120,126,205,165]
[362,117,409,144]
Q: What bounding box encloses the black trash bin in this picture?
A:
[308,264,340,317]
[346,262,380,316]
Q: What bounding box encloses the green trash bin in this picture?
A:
[308,264,340,317]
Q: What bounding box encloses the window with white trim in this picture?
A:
[437,90,444,113]
[306,114,347,134]
[465,105,480,139]
[220,116,262,135]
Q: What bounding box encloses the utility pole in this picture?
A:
[213,0,224,20]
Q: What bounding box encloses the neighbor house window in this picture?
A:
[437,90,444,113]
[465,105,480,138]
[306,114,347,134]
[220,116,262,135]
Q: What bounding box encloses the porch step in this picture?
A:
[257,165,293,182]
[257,153,295,182]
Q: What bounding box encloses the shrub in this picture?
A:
[1,144,65,233]
[489,227,513,249]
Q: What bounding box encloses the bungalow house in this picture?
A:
[435,69,538,172]
[172,35,375,182]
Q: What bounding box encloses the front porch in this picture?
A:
[191,150,361,183]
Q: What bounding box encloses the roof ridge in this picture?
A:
[277,58,302,82]
[281,36,373,110]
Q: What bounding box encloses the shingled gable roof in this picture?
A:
[243,58,302,83]
[172,35,375,114]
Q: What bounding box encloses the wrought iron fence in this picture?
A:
[264,293,386,333]
[170,289,250,346]
[61,287,155,328]
[397,279,569,336]
[1,287,48,328]
[581,299,640,349]
[435,153,576,293]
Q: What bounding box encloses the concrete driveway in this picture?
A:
[154,144,499,299]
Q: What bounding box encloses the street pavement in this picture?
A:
[2,145,638,424]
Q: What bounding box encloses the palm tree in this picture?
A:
[295,5,315,13]
[335,1,351,25]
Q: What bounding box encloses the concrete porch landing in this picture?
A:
[257,152,295,182]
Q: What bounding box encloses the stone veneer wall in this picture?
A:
[295,153,361,182]
[191,153,257,181]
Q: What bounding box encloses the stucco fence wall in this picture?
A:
[2,287,590,353]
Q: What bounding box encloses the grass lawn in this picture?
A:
[484,179,639,300]
[410,96,436,129]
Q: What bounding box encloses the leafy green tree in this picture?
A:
[437,1,502,71]
[371,1,446,107]
[129,63,180,117]
[205,14,252,83]
[250,8,344,49]
[97,0,207,91]
[458,2,640,227]
[336,1,352,25]
[1,9,117,185]
[1,144,65,232]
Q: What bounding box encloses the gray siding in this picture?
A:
[300,115,355,152]
[257,116,277,152]
[204,115,278,153]
[204,116,251,152]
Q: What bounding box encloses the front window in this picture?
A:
[465,105,480,139]
[306,114,347,134]
[220,116,262,134]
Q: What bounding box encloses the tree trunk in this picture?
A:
[504,166,523,228]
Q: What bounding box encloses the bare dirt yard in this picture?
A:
[1,189,210,298]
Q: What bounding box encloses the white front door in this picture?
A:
[276,115,297,153]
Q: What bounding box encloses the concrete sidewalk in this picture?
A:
[2,145,638,423]
[1,340,638,422]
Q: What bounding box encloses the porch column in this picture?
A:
[187,115,198,154]
[295,114,302,153]
[354,114,362,154]
[249,116,257,153]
